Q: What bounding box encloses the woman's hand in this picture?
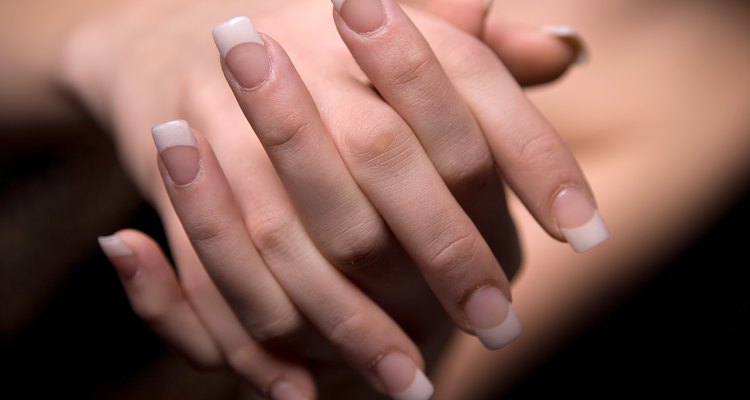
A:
[80,0,606,398]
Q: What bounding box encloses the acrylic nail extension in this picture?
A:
[331,0,386,35]
[152,120,201,186]
[212,16,263,57]
[98,235,133,258]
[98,234,138,278]
[540,24,588,64]
[374,352,434,400]
[464,286,522,349]
[212,16,270,89]
[552,187,609,252]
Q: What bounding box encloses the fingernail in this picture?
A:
[540,24,588,64]
[98,235,138,278]
[270,380,308,400]
[374,352,434,400]
[151,120,201,187]
[212,16,270,90]
[464,286,521,349]
[483,0,495,17]
[332,0,386,35]
[552,187,609,252]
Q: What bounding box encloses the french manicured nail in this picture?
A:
[374,352,433,400]
[98,235,132,258]
[483,0,494,16]
[151,120,201,186]
[540,24,588,64]
[553,187,609,252]
[98,234,138,278]
[212,16,270,89]
[464,286,521,349]
[332,0,386,35]
[270,380,308,400]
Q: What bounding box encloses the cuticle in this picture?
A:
[231,35,275,92]
[335,0,389,38]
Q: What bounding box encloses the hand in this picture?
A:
[78,0,604,396]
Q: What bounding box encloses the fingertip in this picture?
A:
[483,21,584,86]
[99,231,139,279]
[540,24,588,64]
[98,233,133,258]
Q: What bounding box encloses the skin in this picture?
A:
[10,0,746,399]
[0,1,749,398]
[98,1,592,397]
[1,0,587,398]
[103,0,750,398]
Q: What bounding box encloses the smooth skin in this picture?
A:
[103,1,596,397]
[94,1,597,398]
[2,0,591,398]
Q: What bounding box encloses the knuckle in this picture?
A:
[340,115,414,169]
[515,131,563,171]
[390,47,434,89]
[325,308,369,349]
[183,214,227,247]
[325,215,388,269]
[440,148,495,192]
[225,343,258,377]
[248,312,305,344]
[426,224,478,275]
[260,109,316,151]
[248,205,296,254]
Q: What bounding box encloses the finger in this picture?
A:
[151,120,303,341]
[213,16,447,345]
[326,1,523,350]
[333,0,523,275]
[154,113,433,399]
[98,229,223,368]
[336,0,608,253]
[212,15,448,344]
[98,230,317,399]
[158,211,319,399]
[421,0,586,86]
[422,26,608,252]
[213,19,388,272]
[335,0,493,192]
[483,21,587,86]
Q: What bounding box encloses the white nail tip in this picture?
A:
[392,368,434,400]
[212,16,262,57]
[540,24,577,37]
[560,210,609,253]
[540,24,588,64]
[98,235,133,258]
[474,306,522,350]
[330,0,345,11]
[151,120,196,153]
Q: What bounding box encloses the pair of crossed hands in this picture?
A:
[84,0,606,398]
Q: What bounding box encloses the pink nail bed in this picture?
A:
[552,187,609,252]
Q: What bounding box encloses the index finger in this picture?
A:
[335,0,609,252]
